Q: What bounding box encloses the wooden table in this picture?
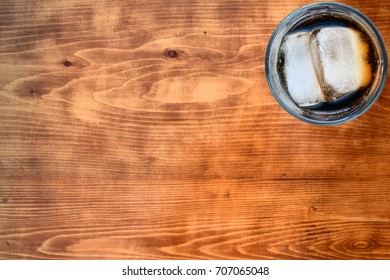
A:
[1,0,389,260]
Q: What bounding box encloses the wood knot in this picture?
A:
[63,60,72,67]
[348,238,376,251]
[353,240,371,249]
[166,50,177,58]
[307,205,318,216]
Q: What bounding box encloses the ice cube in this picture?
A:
[281,32,325,107]
[314,27,372,99]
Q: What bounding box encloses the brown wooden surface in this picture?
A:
[1,0,390,260]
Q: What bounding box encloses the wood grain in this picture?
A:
[1,0,390,259]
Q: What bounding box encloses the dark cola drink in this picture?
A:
[277,15,379,110]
